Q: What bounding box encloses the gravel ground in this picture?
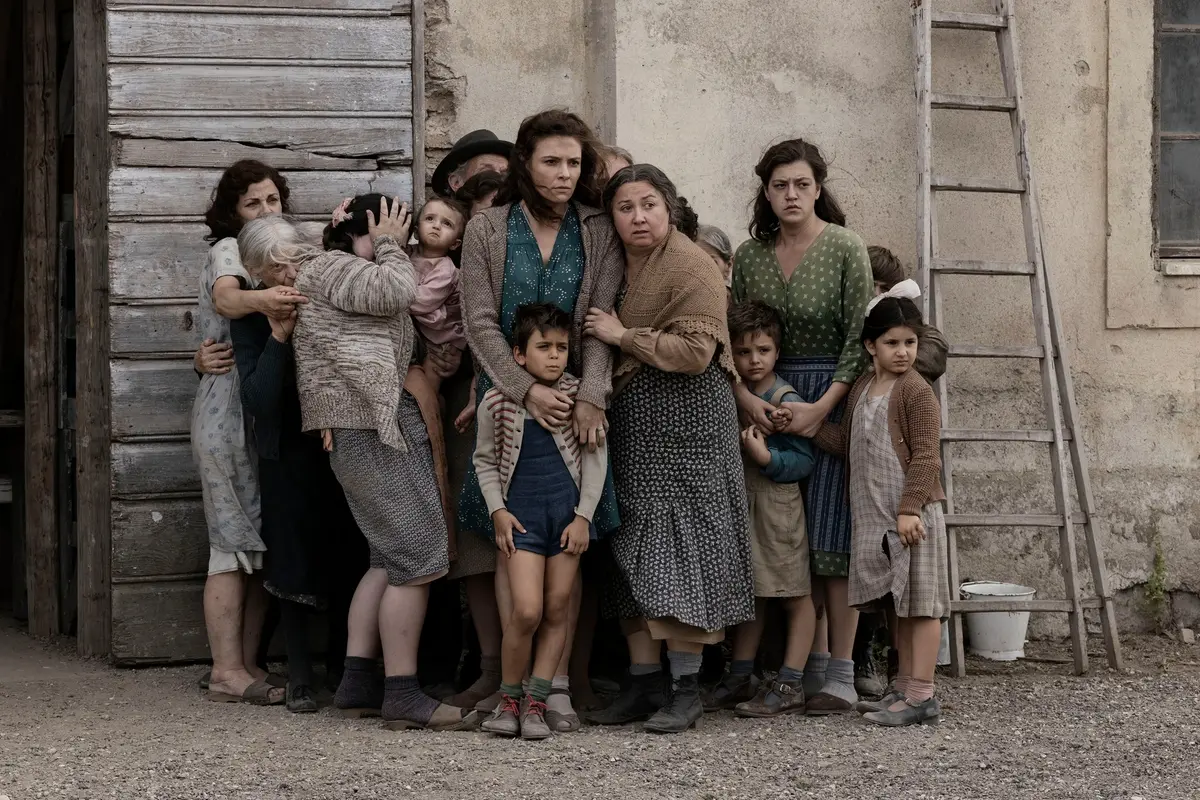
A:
[1,624,1198,800]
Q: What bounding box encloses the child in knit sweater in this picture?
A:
[474,303,607,740]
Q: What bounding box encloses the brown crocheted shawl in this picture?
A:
[614,228,737,382]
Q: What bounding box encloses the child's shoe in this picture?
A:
[862,696,941,727]
[519,697,553,740]
[702,672,759,711]
[545,687,581,733]
[480,693,521,737]
[643,674,703,734]
[587,670,665,725]
[733,678,805,718]
[854,690,905,715]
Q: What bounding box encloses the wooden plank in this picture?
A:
[109,167,413,218]
[109,116,412,163]
[107,0,409,12]
[410,0,425,206]
[76,0,113,658]
[24,0,59,638]
[931,175,1026,193]
[940,428,1062,443]
[111,440,199,497]
[112,137,384,171]
[949,343,1045,358]
[107,10,410,61]
[930,10,1006,31]
[109,64,412,113]
[111,498,208,579]
[111,580,209,662]
[944,513,1084,527]
[930,93,1016,112]
[109,222,209,300]
[111,360,195,437]
[111,303,200,355]
[0,410,22,427]
[931,259,1035,275]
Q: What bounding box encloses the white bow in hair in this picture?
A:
[866,278,921,315]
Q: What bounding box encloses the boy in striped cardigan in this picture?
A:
[475,303,607,740]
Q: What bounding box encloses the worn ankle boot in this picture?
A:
[586,670,665,725]
[643,674,702,734]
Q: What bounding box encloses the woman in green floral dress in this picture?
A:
[731,139,873,714]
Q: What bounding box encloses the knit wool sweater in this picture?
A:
[460,202,625,409]
[814,367,946,517]
[292,234,418,450]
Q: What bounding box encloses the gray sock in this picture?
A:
[803,652,829,696]
[729,659,754,677]
[820,657,858,703]
[667,650,702,679]
[777,665,803,684]
[630,662,662,676]
[382,674,438,724]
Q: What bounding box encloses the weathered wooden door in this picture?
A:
[104,0,421,663]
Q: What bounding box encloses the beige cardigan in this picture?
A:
[292,234,418,450]
[460,202,625,409]
[473,374,608,522]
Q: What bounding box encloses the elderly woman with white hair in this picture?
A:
[237,201,472,732]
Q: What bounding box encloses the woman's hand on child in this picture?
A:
[454,402,476,434]
[560,515,591,556]
[734,383,776,435]
[769,405,792,431]
[425,341,462,379]
[897,514,925,546]
[573,400,608,452]
[740,426,772,468]
[583,307,627,347]
[779,401,826,438]
[525,383,573,430]
[321,429,333,453]
[492,509,525,558]
[259,285,309,320]
[367,196,412,243]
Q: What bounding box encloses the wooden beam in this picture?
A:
[23,0,59,638]
[75,0,111,658]
[409,0,425,205]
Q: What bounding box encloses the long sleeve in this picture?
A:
[461,214,537,405]
[618,327,717,375]
[762,433,817,483]
[899,381,943,517]
[833,235,873,384]
[814,376,863,458]
[574,441,609,522]
[317,235,417,317]
[231,316,291,421]
[576,225,623,409]
[409,256,457,318]
[472,395,506,518]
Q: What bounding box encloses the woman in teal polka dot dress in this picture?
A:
[731,139,872,714]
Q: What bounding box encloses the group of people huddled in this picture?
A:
[190,108,951,738]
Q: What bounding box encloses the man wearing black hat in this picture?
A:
[432,129,513,197]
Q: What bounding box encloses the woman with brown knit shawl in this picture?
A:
[583,165,754,734]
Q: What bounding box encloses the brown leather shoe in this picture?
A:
[734,678,805,718]
[804,691,855,715]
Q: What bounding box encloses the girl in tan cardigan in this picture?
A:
[794,294,949,727]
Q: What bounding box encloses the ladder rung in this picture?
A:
[949,344,1045,358]
[930,93,1017,112]
[932,176,1026,193]
[930,11,1007,31]
[951,599,1102,614]
[946,513,1088,527]
[931,259,1036,276]
[942,429,1053,443]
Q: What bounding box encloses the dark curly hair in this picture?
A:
[727,300,784,349]
[322,193,387,253]
[861,297,923,344]
[676,196,700,241]
[495,109,602,223]
[203,159,291,244]
[749,139,846,244]
[602,164,680,225]
[513,302,572,353]
[454,170,506,215]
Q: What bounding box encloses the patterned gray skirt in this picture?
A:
[607,362,755,632]
[330,391,449,587]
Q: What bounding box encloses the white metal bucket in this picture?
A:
[960,581,1036,661]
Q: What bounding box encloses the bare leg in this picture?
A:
[810,578,829,654]
[347,567,387,659]
[379,583,430,676]
[625,622,661,664]
[466,572,502,658]
[205,571,256,695]
[554,572,582,676]
[781,594,817,671]
[568,573,602,709]
[240,575,270,680]
[732,597,768,663]
[501,551,545,687]
[494,555,513,634]
[532,553,580,680]
[910,618,940,683]
[824,577,858,660]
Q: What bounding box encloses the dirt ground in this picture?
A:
[1,620,1197,800]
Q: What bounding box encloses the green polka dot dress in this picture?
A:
[731,225,872,576]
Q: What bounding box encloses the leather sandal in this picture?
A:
[206,679,285,706]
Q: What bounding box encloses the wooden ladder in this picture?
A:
[912,0,1122,675]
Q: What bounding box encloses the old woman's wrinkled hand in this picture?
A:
[583,307,626,347]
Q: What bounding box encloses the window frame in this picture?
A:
[1155,3,1200,263]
